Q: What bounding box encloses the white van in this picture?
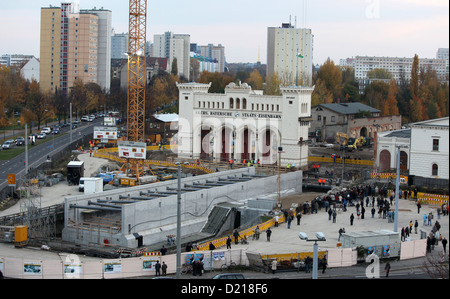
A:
[41,127,52,135]
[79,178,85,192]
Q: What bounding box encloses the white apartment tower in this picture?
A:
[153,32,190,81]
[267,23,314,86]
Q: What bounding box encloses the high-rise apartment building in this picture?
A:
[198,44,226,73]
[267,23,314,86]
[112,32,129,59]
[40,2,111,94]
[152,32,190,81]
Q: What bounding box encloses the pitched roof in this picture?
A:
[318,103,380,115]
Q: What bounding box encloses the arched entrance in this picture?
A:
[200,128,213,160]
[360,127,368,138]
[400,151,408,171]
[220,127,233,162]
[379,150,391,172]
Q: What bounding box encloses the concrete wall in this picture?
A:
[62,168,302,248]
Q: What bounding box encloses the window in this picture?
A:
[432,139,439,151]
[432,164,438,176]
[229,98,234,109]
[318,115,322,121]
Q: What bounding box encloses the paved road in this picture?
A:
[0,119,101,191]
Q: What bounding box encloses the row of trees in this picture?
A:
[312,55,449,123]
[1,54,448,133]
[0,65,109,132]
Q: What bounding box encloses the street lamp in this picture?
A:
[394,145,408,233]
[299,232,326,279]
[175,161,189,279]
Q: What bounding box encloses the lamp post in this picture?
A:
[393,145,407,233]
[299,232,326,279]
[175,161,189,279]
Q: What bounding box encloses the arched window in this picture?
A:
[236,98,240,109]
[243,98,247,110]
[229,98,234,109]
[432,164,438,176]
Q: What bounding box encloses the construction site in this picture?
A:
[0,0,383,269]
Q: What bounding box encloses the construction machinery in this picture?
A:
[336,132,349,148]
[347,137,366,152]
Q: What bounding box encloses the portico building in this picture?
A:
[176,82,314,167]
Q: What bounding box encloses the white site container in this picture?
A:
[82,177,104,195]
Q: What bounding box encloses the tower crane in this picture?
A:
[122,0,148,184]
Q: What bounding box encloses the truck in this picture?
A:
[67,161,84,186]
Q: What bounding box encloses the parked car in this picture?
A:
[88,116,95,122]
[53,128,60,134]
[37,133,47,139]
[81,116,89,122]
[15,137,25,146]
[41,127,52,135]
[2,140,16,149]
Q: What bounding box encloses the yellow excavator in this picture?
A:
[347,136,366,151]
[336,132,349,148]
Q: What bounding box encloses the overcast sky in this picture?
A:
[1,0,448,65]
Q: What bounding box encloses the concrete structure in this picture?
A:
[176,82,313,167]
[375,129,411,172]
[310,103,402,142]
[153,32,191,81]
[39,2,112,94]
[409,117,449,181]
[267,23,314,86]
[62,168,302,248]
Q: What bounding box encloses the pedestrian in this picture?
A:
[155,260,161,276]
[274,215,279,227]
[414,220,419,234]
[332,210,337,223]
[423,214,428,226]
[254,226,261,240]
[401,227,405,241]
[417,201,421,214]
[161,261,167,276]
[328,208,332,220]
[361,206,365,219]
[371,207,375,218]
[271,259,277,274]
[350,213,354,226]
[226,236,232,249]
[384,262,391,278]
[428,212,433,226]
[338,228,343,241]
[287,215,292,229]
[321,257,327,274]
[296,212,302,225]
[209,242,216,250]
[266,227,272,242]
[233,229,240,244]
[305,256,312,273]
[160,246,167,256]
[442,237,447,254]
